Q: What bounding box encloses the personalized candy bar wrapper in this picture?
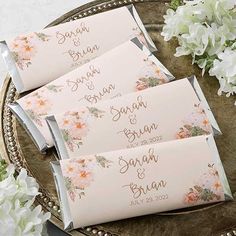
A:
[0,5,156,93]
[9,39,173,152]
[47,76,221,160]
[51,135,233,230]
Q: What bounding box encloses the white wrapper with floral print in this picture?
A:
[51,135,233,230]
[0,5,156,93]
[8,38,173,152]
[47,76,221,160]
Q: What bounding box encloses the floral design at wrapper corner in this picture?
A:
[135,58,171,91]
[176,103,212,139]
[59,107,105,152]
[131,27,148,49]
[184,163,224,205]
[9,32,51,70]
[21,85,63,126]
[62,156,112,201]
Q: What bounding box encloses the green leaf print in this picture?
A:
[61,129,68,142]
[139,77,161,87]
[87,107,105,118]
[193,185,220,202]
[35,32,51,41]
[95,155,113,168]
[184,125,210,136]
[46,84,63,92]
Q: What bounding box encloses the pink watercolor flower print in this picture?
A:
[20,44,37,60]
[135,58,172,91]
[59,111,89,152]
[59,107,105,152]
[62,156,112,201]
[176,103,212,139]
[184,163,224,205]
[74,170,94,190]
[20,84,64,126]
[21,91,52,126]
[184,191,199,204]
[9,32,50,70]
[62,158,94,201]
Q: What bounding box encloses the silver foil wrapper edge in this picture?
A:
[206,135,233,200]
[51,161,74,231]
[46,115,69,160]
[188,75,222,135]
[131,38,174,80]
[0,41,24,92]
[8,102,48,153]
[127,4,157,52]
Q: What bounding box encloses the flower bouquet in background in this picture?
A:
[0,160,50,236]
[162,0,236,104]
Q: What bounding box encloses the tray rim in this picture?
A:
[0,0,235,235]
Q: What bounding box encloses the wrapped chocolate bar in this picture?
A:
[9,39,173,152]
[0,5,156,93]
[47,76,221,159]
[51,135,233,230]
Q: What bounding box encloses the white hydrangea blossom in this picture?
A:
[0,199,50,236]
[161,0,236,104]
[174,23,216,57]
[162,0,236,40]
[209,48,236,103]
[0,165,38,204]
[183,0,236,24]
[0,164,51,236]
